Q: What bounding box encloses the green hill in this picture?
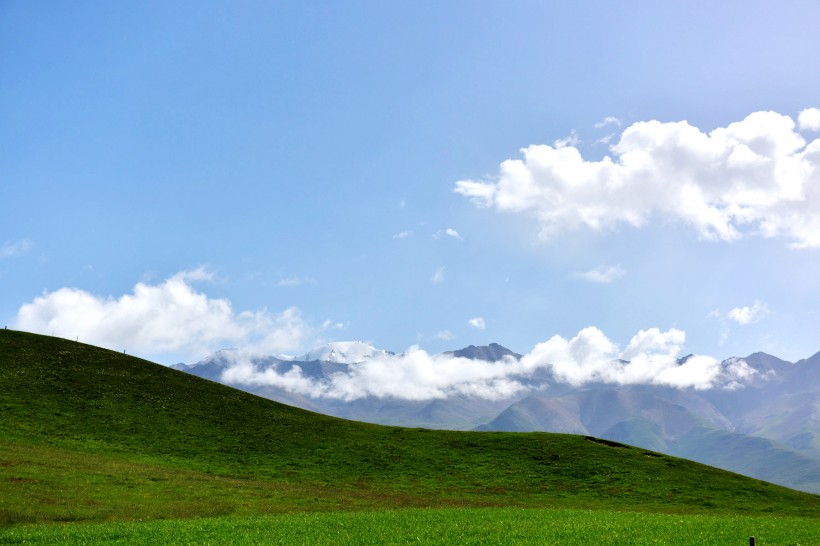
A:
[1,329,818,526]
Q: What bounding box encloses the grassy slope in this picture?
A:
[2,330,819,526]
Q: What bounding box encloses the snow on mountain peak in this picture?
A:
[298,341,390,364]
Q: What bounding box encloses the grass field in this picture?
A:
[1,329,819,543]
[3,508,818,545]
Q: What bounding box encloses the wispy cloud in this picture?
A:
[431,266,445,284]
[275,275,316,287]
[434,330,455,341]
[468,317,486,330]
[553,129,580,149]
[1,238,34,258]
[594,116,622,129]
[13,269,311,362]
[392,230,413,240]
[322,320,346,330]
[456,109,820,248]
[596,133,616,145]
[573,264,625,284]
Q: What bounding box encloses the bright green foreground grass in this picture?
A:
[3,508,818,545]
[2,329,819,530]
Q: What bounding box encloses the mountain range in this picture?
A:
[173,342,820,494]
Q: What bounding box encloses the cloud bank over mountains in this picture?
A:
[216,327,757,402]
[455,109,820,248]
[521,327,754,391]
[14,269,759,399]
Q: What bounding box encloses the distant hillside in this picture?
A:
[479,387,820,494]
[476,351,820,494]
[2,329,818,526]
[176,342,820,494]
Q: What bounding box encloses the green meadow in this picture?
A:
[1,329,818,543]
[4,508,819,545]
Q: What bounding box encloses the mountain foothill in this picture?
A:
[175,342,820,494]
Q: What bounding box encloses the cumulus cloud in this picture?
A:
[455,109,820,248]
[13,269,310,362]
[573,264,625,283]
[468,317,486,330]
[727,300,769,325]
[218,326,756,402]
[1,238,34,258]
[554,130,580,149]
[799,108,820,131]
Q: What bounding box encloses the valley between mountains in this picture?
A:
[175,341,820,494]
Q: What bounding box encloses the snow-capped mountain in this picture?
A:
[296,341,393,364]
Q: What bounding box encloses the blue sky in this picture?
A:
[3,1,820,370]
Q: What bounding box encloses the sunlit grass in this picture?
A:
[3,508,818,545]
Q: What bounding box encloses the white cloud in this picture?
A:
[595,116,622,129]
[727,300,769,325]
[13,269,311,362]
[433,228,463,241]
[798,108,820,131]
[520,327,754,390]
[468,317,486,330]
[455,109,820,248]
[445,228,463,241]
[431,266,445,284]
[392,230,413,240]
[223,346,529,401]
[574,264,625,283]
[217,326,755,402]
[1,238,34,258]
[434,330,455,341]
